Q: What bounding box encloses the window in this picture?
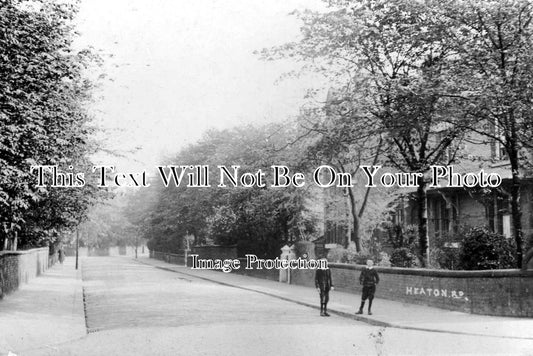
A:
[430,195,457,238]
[492,120,508,160]
[489,194,510,235]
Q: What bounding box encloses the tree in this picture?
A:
[207,124,317,256]
[19,170,106,248]
[301,91,389,251]
[261,0,472,265]
[0,0,102,249]
[444,0,533,268]
[130,124,317,258]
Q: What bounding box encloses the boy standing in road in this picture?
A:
[356,259,379,315]
[315,260,333,317]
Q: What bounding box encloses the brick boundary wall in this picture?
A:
[150,250,187,265]
[149,250,532,317]
[0,247,50,298]
[150,247,238,267]
[291,264,533,317]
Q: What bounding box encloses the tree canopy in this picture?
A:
[130,124,318,258]
[259,0,533,267]
[1,0,103,249]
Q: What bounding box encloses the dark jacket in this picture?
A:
[315,268,333,291]
[359,267,379,287]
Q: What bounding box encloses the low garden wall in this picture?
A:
[151,246,238,267]
[149,248,532,317]
[291,264,533,317]
[0,247,50,297]
[151,250,187,265]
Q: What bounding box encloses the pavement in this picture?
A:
[0,258,86,356]
[137,256,533,341]
[0,255,532,356]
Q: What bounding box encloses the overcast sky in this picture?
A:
[74,0,328,172]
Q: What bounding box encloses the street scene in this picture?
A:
[2,0,533,355]
[0,256,532,356]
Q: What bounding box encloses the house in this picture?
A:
[389,128,533,251]
[396,164,533,241]
[320,88,533,252]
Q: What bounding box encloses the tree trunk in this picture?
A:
[347,187,361,251]
[417,179,428,267]
[509,148,523,268]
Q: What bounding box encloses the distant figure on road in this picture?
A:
[315,259,333,317]
[58,248,65,264]
[356,259,379,315]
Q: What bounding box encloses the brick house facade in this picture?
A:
[390,135,533,249]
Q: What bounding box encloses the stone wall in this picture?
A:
[0,247,50,297]
[151,250,187,266]
[149,249,533,317]
[291,264,533,317]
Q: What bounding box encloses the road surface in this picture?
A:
[30,257,533,355]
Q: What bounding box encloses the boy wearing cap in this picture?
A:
[356,259,379,315]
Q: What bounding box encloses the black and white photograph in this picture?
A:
[1,0,533,355]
